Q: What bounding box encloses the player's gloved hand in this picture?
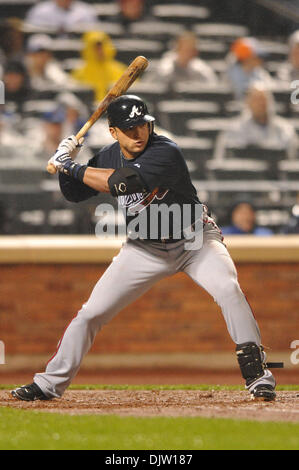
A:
[48,135,84,171]
[48,135,87,181]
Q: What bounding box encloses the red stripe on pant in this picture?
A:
[45,313,78,367]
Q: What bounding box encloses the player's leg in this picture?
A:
[182,226,276,399]
[22,240,172,399]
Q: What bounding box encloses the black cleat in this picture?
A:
[11,383,50,402]
[251,384,276,402]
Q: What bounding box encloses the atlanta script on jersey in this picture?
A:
[59,133,203,238]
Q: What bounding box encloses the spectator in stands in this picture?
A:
[114,0,150,31]
[281,193,299,234]
[0,110,26,150]
[32,107,92,162]
[57,91,89,137]
[25,0,98,33]
[277,30,299,83]
[0,110,39,166]
[155,32,218,90]
[25,34,73,90]
[72,31,126,102]
[42,108,67,158]
[214,82,297,160]
[2,61,32,113]
[226,37,274,99]
[221,199,273,235]
[0,18,24,71]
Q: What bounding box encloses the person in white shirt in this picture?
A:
[154,31,218,89]
[30,106,92,162]
[215,82,297,160]
[25,0,98,33]
[25,34,73,90]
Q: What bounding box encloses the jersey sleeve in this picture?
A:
[59,153,101,202]
[59,144,118,202]
[135,141,182,192]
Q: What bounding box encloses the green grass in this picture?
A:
[0,407,298,450]
[0,385,298,450]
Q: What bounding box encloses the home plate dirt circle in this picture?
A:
[1,390,299,422]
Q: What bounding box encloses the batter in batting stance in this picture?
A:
[12,95,277,402]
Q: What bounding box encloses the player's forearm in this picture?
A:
[82,167,115,193]
[59,173,98,202]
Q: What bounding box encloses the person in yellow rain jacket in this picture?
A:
[72,31,127,102]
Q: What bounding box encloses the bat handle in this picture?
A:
[46,127,89,174]
[47,163,57,174]
[47,130,88,175]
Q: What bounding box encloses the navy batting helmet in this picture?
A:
[107,95,155,130]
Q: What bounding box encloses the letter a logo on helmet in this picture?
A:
[129,105,142,119]
[107,95,155,130]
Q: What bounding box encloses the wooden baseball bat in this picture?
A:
[46,55,149,174]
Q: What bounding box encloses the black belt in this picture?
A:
[135,223,199,245]
[137,237,184,244]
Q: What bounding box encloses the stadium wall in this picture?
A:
[0,236,298,356]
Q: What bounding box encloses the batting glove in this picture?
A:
[58,135,84,158]
[48,135,87,181]
[48,135,84,167]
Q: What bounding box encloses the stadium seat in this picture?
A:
[225,147,287,178]
[206,158,270,180]
[113,38,164,64]
[266,61,286,77]
[228,146,287,161]
[278,159,299,180]
[172,83,234,115]
[193,23,249,42]
[196,39,228,61]
[0,188,52,234]
[152,4,210,25]
[186,117,234,139]
[19,86,94,109]
[92,2,119,19]
[0,0,36,19]
[260,40,288,62]
[191,179,297,226]
[157,100,222,135]
[128,81,169,108]
[0,167,45,187]
[175,136,214,179]
[289,117,299,136]
[290,101,299,118]
[69,22,125,39]
[49,38,82,60]
[205,59,227,75]
[61,58,83,72]
[22,21,122,39]
[22,100,60,119]
[255,208,290,231]
[128,21,185,41]
[269,84,293,116]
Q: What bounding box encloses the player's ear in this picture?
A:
[109,127,118,141]
[148,122,154,135]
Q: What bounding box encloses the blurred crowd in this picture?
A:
[0,0,299,235]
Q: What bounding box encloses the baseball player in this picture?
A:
[12,95,277,402]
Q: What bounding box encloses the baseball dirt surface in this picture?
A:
[1,389,298,422]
